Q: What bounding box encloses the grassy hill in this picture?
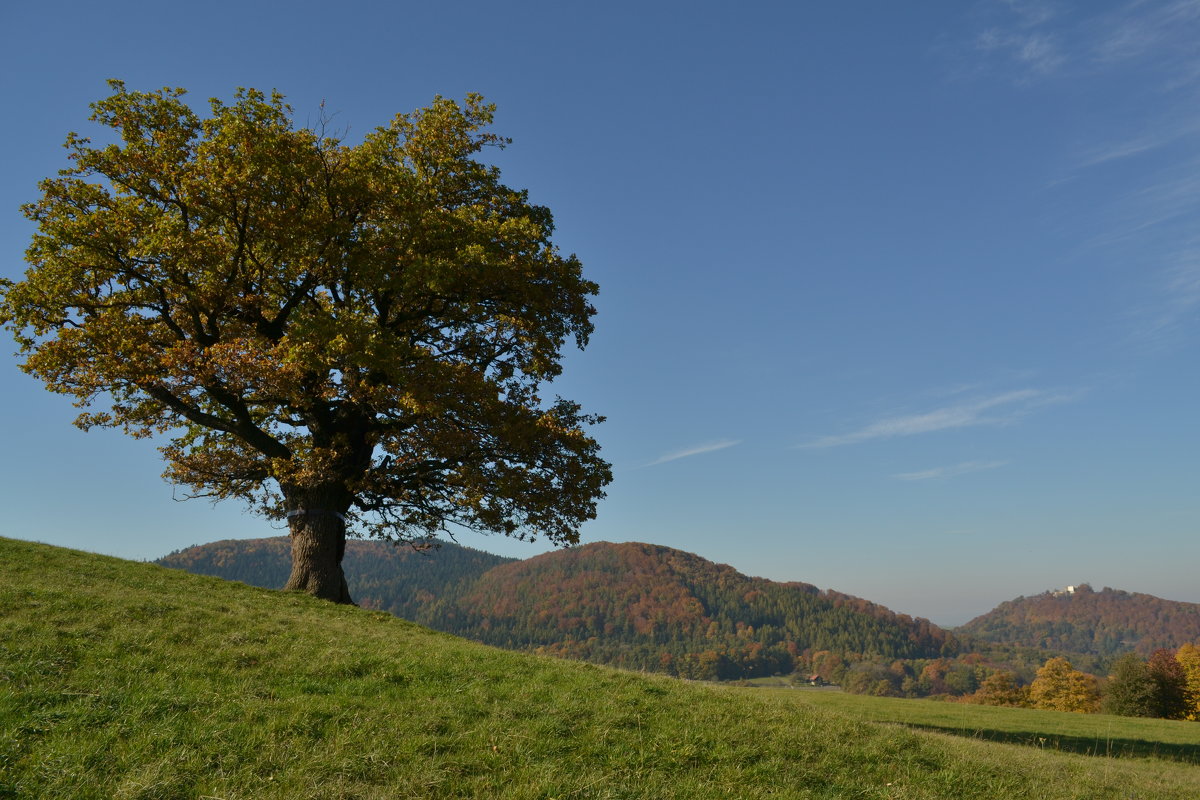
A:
[959,583,1200,656]
[4,536,1199,799]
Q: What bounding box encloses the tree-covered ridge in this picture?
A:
[157,537,514,621]
[159,538,958,680]
[959,584,1200,656]
[431,541,959,677]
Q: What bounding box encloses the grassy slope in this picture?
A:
[2,537,1198,800]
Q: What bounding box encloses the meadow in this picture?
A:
[744,687,1200,763]
[2,535,1198,799]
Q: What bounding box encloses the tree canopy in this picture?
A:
[1029,657,1101,713]
[1,81,611,602]
[1102,652,1157,717]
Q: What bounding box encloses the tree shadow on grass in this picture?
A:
[899,724,1200,764]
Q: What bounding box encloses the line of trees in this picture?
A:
[963,645,1200,719]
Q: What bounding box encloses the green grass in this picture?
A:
[2,536,1199,799]
[749,688,1200,763]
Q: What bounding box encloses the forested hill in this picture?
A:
[159,538,960,679]
[429,541,959,677]
[958,584,1200,656]
[156,537,514,622]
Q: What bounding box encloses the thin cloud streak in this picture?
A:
[644,439,742,467]
[1001,0,1058,29]
[1075,130,1183,169]
[1133,248,1200,345]
[802,389,1074,449]
[976,29,1065,77]
[1091,0,1200,66]
[964,1,1200,351]
[893,460,1010,481]
[969,0,1200,85]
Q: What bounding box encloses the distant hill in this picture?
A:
[157,537,514,622]
[958,584,1200,656]
[160,537,958,679]
[431,541,958,677]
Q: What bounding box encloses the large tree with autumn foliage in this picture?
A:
[0,82,610,603]
[1029,657,1100,713]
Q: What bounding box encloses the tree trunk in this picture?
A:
[283,486,355,604]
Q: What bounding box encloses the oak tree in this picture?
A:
[1,82,611,603]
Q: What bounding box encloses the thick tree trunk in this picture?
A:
[282,486,355,604]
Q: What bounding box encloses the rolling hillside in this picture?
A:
[3,535,1198,799]
[959,583,1200,656]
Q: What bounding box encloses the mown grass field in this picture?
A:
[744,688,1200,763]
[2,535,1199,799]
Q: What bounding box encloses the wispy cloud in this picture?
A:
[1008,0,1057,26]
[1076,158,1200,250]
[1070,112,1200,176]
[893,460,1010,481]
[1132,247,1200,344]
[1076,133,1177,169]
[966,0,1200,85]
[963,1,1200,351]
[976,28,1065,77]
[644,439,741,467]
[1071,152,1200,349]
[801,389,1073,449]
[1091,0,1200,66]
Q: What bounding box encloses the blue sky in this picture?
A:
[2,1,1197,625]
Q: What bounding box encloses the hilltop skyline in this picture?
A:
[2,1,1198,625]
